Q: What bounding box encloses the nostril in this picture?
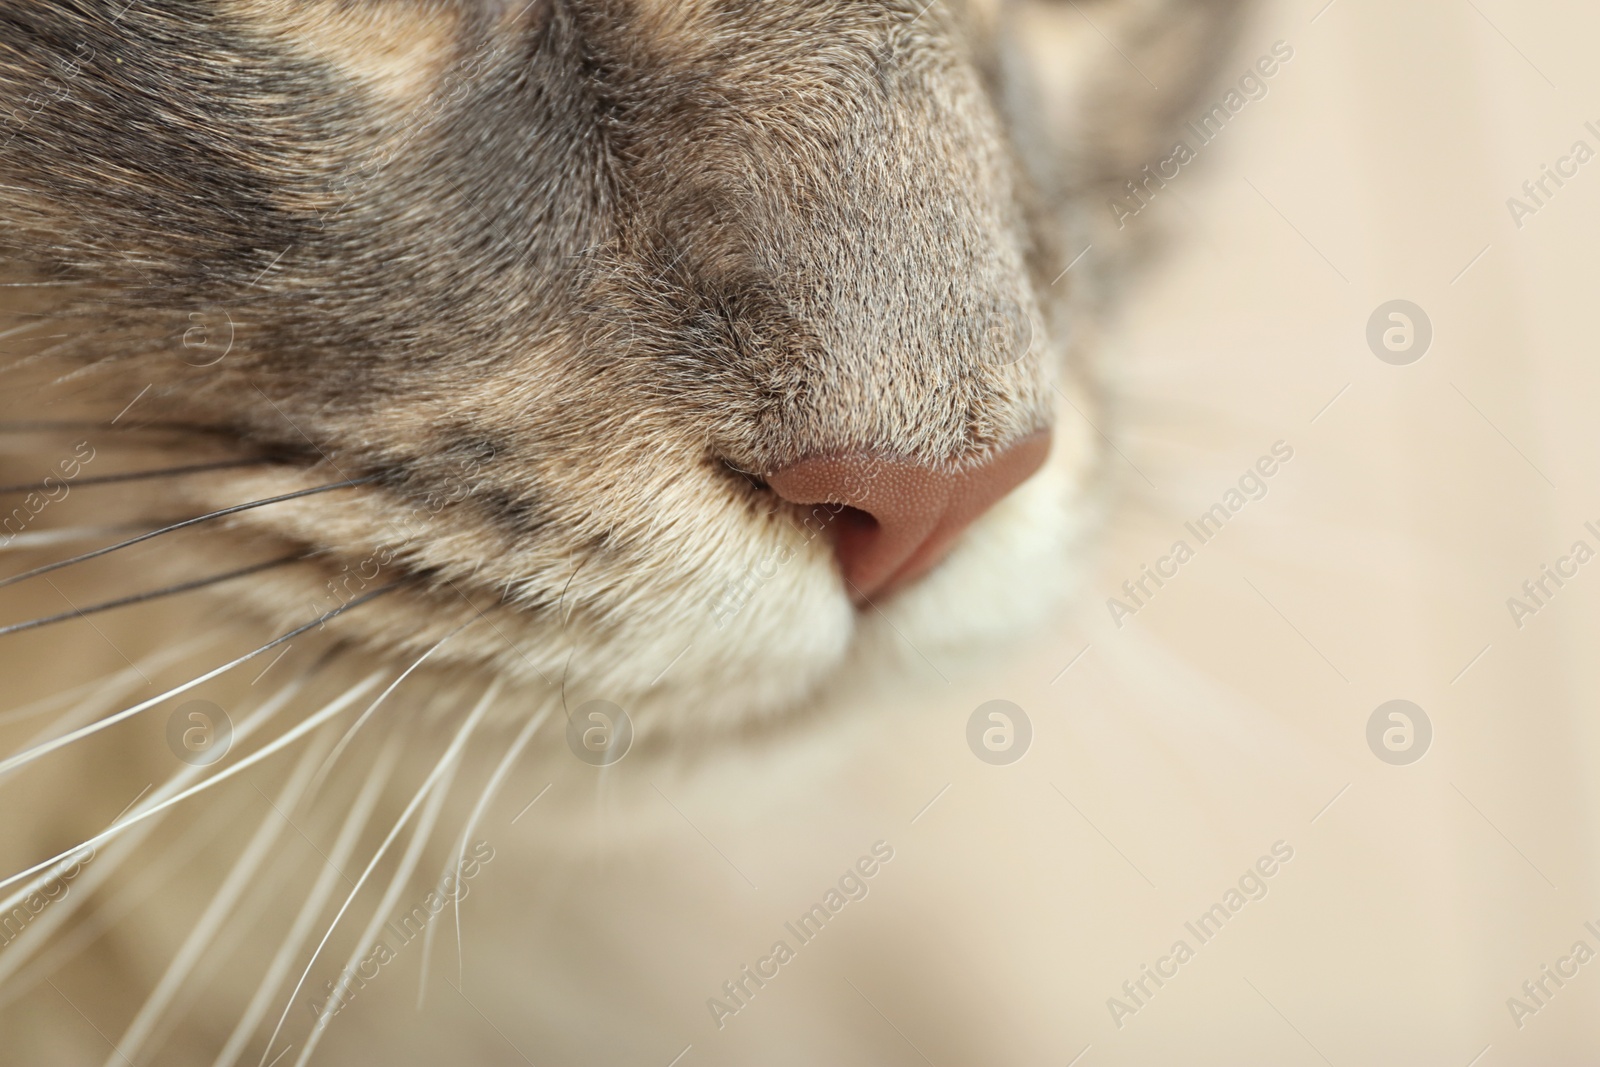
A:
[834,506,877,532]
[765,430,1052,602]
[829,505,880,580]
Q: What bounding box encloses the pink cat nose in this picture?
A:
[766,431,1052,602]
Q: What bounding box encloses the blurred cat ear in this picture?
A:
[994,0,1247,188]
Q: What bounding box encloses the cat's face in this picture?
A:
[1,0,1098,727]
[0,3,1262,1062]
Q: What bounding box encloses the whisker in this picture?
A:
[0,780,265,1016]
[212,736,404,1067]
[0,476,380,592]
[108,727,339,1067]
[0,332,100,380]
[0,524,169,552]
[420,682,544,1004]
[0,672,386,902]
[1,634,217,739]
[133,830,299,1063]
[0,420,236,438]
[0,645,227,932]
[0,648,173,729]
[263,676,498,1067]
[307,622,474,800]
[0,670,319,948]
[0,459,272,496]
[0,554,306,639]
[0,582,401,780]
[296,687,492,1065]
[0,318,55,345]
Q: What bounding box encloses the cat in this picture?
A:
[0,1,1245,1062]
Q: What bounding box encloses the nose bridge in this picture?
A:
[766,430,1053,601]
[719,49,1050,464]
[759,277,1056,468]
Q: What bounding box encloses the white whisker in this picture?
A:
[0,634,213,731]
[0,821,164,999]
[212,737,404,1067]
[0,586,396,780]
[295,685,491,1066]
[0,670,313,993]
[0,786,258,1015]
[0,317,53,342]
[0,525,160,552]
[107,728,338,1066]
[307,622,474,800]
[260,678,497,1067]
[138,841,302,1061]
[418,681,543,1005]
[0,673,385,904]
